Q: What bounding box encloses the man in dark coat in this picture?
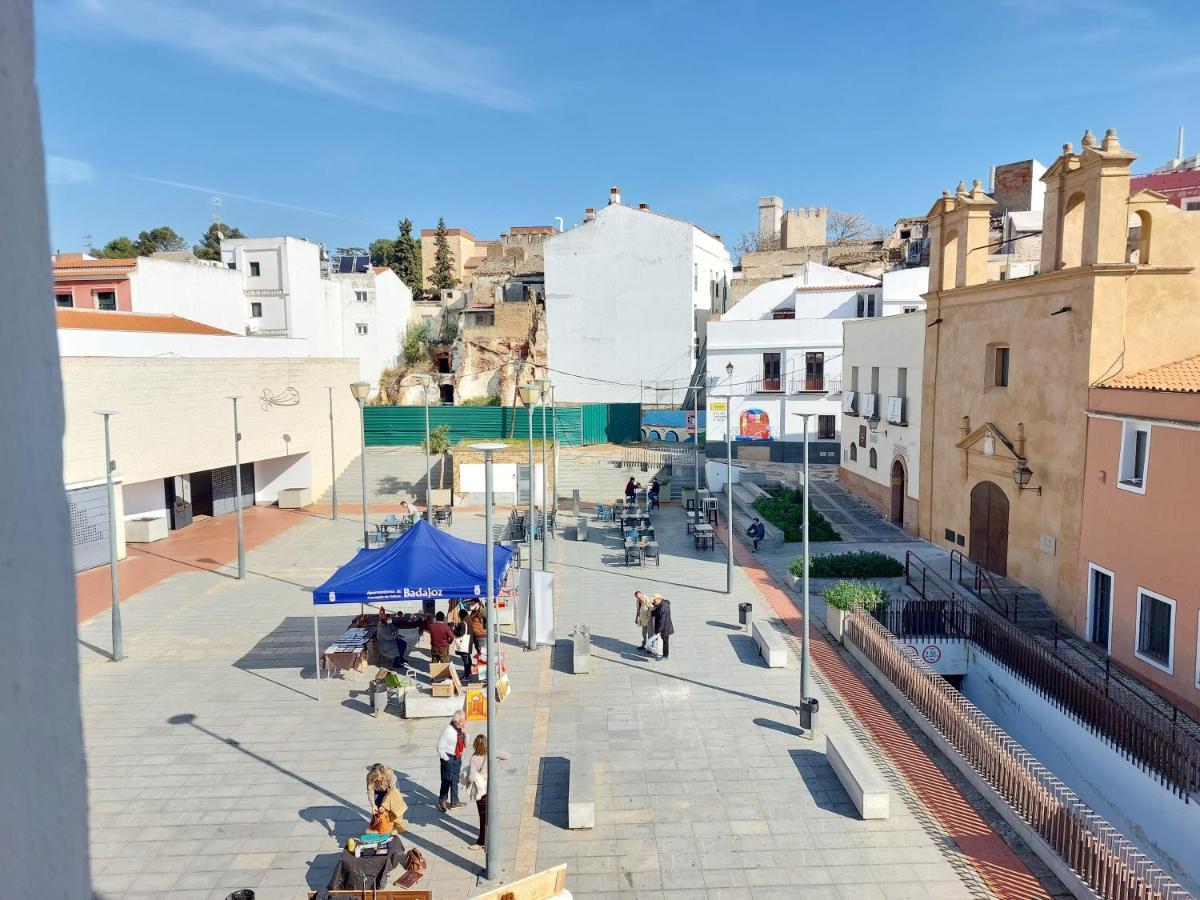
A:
[651,596,674,660]
[746,517,766,552]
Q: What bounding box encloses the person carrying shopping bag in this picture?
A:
[460,734,488,850]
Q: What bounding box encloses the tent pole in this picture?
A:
[313,612,321,702]
[483,448,499,881]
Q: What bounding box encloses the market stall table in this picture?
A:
[315,839,407,899]
[320,626,373,677]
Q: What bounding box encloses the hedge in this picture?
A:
[790,550,903,579]
[822,580,889,612]
[752,487,840,542]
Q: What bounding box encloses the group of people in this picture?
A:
[373,599,486,686]
[624,476,662,509]
[634,590,674,659]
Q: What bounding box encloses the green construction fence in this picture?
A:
[363,403,642,447]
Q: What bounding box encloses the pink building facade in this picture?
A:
[1078,360,1200,717]
[51,254,135,311]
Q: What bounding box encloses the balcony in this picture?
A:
[748,374,783,393]
[790,375,827,393]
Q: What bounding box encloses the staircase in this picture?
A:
[319,446,448,507]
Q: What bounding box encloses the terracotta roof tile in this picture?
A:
[56,308,235,336]
[1099,355,1200,393]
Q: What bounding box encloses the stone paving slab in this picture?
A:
[78,497,1048,899]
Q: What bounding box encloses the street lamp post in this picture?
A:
[518,382,543,650]
[227,396,245,579]
[799,413,813,706]
[96,410,123,661]
[470,441,507,882]
[692,378,701,497]
[327,388,337,521]
[536,378,552,570]
[350,381,372,548]
[417,374,434,523]
[725,362,734,595]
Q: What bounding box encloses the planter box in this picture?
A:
[827,606,847,643]
[278,487,311,508]
[125,515,168,544]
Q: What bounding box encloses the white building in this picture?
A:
[706,262,908,462]
[838,312,925,532]
[545,188,732,404]
[331,267,410,389]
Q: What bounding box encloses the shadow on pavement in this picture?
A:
[787,747,857,818]
[705,619,741,630]
[533,756,569,828]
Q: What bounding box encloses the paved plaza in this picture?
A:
[79,497,1061,899]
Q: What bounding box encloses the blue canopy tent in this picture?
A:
[311,520,512,697]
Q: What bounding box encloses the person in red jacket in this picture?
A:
[427,611,455,664]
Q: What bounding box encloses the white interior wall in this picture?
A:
[253,453,313,504]
[1,4,92,892]
[122,478,167,520]
[459,463,543,503]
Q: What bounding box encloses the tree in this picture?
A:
[826,210,885,244]
[423,423,452,487]
[394,219,423,300]
[403,320,432,364]
[134,225,188,256]
[735,231,780,255]
[91,236,138,258]
[429,217,458,292]
[194,222,245,261]
[369,237,395,269]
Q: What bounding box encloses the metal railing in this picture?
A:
[845,607,1192,900]
[616,446,697,473]
[905,552,1200,801]
[950,549,1019,620]
[788,374,828,393]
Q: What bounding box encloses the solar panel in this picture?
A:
[337,256,353,273]
[354,255,370,273]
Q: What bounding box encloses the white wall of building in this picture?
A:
[334,268,409,395]
[839,312,924,497]
[459,462,544,503]
[122,477,169,520]
[880,266,929,315]
[128,256,248,334]
[60,357,362,508]
[1,4,92,891]
[254,453,314,505]
[58,327,310,358]
[546,202,731,403]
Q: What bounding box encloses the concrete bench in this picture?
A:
[402,691,464,719]
[826,734,889,820]
[751,619,788,668]
[568,752,595,829]
[571,625,591,674]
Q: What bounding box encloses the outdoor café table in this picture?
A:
[316,838,406,899]
[624,539,646,567]
[685,511,699,534]
[694,523,715,551]
[321,626,373,677]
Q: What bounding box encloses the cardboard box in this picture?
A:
[430,663,462,697]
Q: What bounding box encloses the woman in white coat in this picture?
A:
[460,733,488,850]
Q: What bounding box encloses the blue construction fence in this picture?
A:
[363,403,642,447]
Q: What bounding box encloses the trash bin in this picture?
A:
[738,602,753,627]
[575,517,588,541]
[797,696,819,732]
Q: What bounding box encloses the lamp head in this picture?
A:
[350,381,371,401]
[725,362,734,377]
[1013,460,1033,488]
[469,442,508,458]
[868,415,880,432]
[518,383,541,405]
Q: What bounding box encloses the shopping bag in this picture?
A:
[646,634,663,656]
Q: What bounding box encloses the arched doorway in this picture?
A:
[890,459,906,524]
[969,481,1009,576]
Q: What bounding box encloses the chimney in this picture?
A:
[1178,125,1186,164]
[638,203,649,210]
[713,234,721,243]
[609,186,621,205]
[583,207,596,223]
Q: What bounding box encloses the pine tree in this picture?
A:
[429,217,458,293]
[394,219,423,300]
[194,222,245,261]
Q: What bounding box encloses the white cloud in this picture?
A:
[51,0,531,113]
[46,155,96,185]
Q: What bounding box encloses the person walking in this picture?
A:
[651,595,674,660]
[427,611,455,664]
[746,517,766,552]
[466,600,487,661]
[448,601,472,682]
[634,591,655,652]
[436,711,467,812]
[365,763,408,832]
[460,734,488,850]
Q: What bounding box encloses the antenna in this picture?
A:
[211,196,224,238]
[82,233,93,253]
[1178,126,1185,163]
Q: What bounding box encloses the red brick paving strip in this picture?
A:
[718,523,1052,900]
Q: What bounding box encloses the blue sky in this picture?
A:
[37,0,1200,255]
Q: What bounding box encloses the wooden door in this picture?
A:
[969,481,1009,576]
[890,460,905,524]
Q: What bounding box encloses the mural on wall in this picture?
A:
[641,408,705,442]
[737,408,771,441]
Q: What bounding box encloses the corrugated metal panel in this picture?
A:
[68,484,109,572]
[365,405,587,447]
[606,403,642,443]
[581,405,607,444]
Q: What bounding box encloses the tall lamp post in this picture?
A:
[327,387,337,521]
[724,362,734,595]
[692,378,701,497]
[536,377,552,570]
[351,381,371,548]
[518,382,543,650]
[798,413,812,705]
[227,396,245,579]
[470,441,507,882]
[96,410,123,661]
[417,374,434,523]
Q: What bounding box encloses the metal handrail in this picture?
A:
[906,551,1200,800]
[845,609,1191,899]
[949,548,1018,621]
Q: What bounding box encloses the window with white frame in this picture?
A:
[1135,588,1174,672]
[1117,420,1150,492]
[356,323,369,335]
[55,292,73,308]
[250,302,262,318]
[249,261,261,277]
[903,305,920,314]
[355,290,368,303]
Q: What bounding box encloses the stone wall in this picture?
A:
[838,465,918,534]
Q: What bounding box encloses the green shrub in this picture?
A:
[822,580,889,612]
[752,487,840,542]
[460,394,500,406]
[790,550,904,579]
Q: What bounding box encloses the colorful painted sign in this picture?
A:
[737,408,771,441]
